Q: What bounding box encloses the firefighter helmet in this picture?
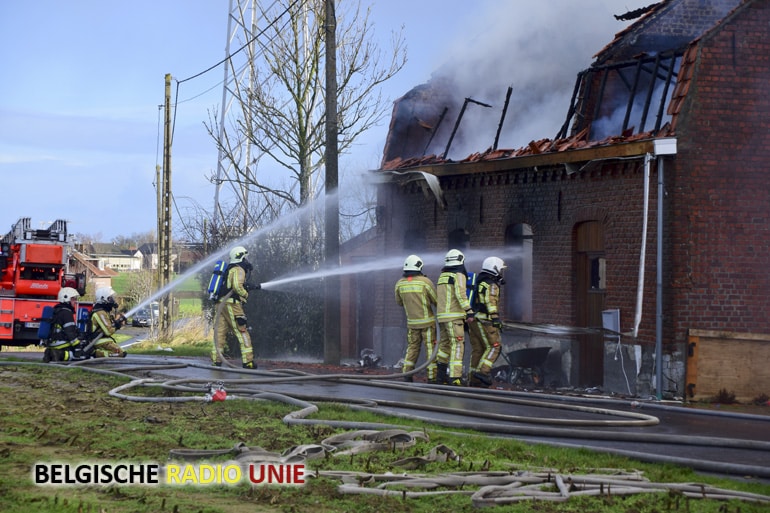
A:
[95,286,117,304]
[57,287,80,303]
[481,256,506,277]
[444,249,465,266]
[403,254,423,272]
[229,246,248,264]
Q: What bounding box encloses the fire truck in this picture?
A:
[0,218,87,348]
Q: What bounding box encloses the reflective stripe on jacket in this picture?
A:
[90,308,117,337]
[395,275,437,328]
[226,265,248,302]
[475,279,500,321]
[436,270,472,322]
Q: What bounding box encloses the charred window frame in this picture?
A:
[556,50,683,141]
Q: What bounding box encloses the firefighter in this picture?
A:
[436,249,474,385]
[43,287,87,362]
[468,257,506,388]
[87,287,127,358]
[212,246,259,369]
[395,254,438,383]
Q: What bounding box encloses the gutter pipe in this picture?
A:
[656,155,664,400]
[631,152,652,338]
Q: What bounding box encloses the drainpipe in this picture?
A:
[631,144,675,400]
[632,153,652,338]
[656,156,664,401]
[652,138,676,400]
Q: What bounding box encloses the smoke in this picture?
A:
[414,0,652,157]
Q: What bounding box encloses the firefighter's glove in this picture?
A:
[114,314,126,330]
[492,318,503,330]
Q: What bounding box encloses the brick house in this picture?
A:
[340,0,770,400]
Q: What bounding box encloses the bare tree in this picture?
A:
[111,231,156,249]
[205,0,405,232]
[123,270,156,311]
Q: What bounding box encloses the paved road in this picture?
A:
[4,351,770,481]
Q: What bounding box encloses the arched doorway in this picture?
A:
[575,221,606,386]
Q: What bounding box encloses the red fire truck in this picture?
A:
[0,218,87,348]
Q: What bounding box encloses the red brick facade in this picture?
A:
[340,0,770,397]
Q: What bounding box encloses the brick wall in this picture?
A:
[379,161,660,344]
[670,1,770,342]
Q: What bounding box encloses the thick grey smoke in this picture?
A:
[424,0,652,156]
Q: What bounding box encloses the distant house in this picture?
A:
[91,249,142,272]
[68,250,119,293]
[137,243,158,271]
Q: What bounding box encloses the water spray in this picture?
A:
[260,247,524,290]
[124,194,335,318]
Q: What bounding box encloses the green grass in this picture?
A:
[0,364,768,513]
[175,274,203,293]
[111,272,203,299]
[110,273,131,296]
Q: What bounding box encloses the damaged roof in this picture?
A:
[378,0,745,174]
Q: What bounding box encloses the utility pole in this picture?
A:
[160,73,174,337]
[213,0,259,238]
[324,0,340,365]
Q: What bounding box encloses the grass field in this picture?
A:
[1,362,769,513]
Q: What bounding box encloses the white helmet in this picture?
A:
[444,249,465,266]
[57,287,80,303]
[403,254,423,272]
[95,286,117,304]
[229,246,248,264]
[482,256,507,277]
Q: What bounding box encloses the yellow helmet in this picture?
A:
[403,254,423,272]
[229,246,248,264]
[57,287,80,303]
[482,256,506,277]
[444,249,465,266]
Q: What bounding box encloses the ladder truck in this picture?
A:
[0,218,87,348]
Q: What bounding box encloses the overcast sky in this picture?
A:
[0,0,650,242]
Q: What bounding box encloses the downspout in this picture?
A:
[632,153,653,338]
[656,156,664,401]
[650,138,676,399]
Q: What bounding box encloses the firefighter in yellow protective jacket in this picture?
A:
[468,257,506,387]
[395,254,438,383]
[212,246,259,369]
[436,249,475,386]
[88,286,127,358]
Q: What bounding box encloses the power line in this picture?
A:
[177,0,303,85]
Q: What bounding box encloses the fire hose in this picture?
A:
[3,357,770,479]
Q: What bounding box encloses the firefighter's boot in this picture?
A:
[436,363,449,385]
[449,376,464,386]
[472,371,492,388]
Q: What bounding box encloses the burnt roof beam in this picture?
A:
[639,53,662,132]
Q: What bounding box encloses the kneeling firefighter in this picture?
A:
[87,286,128,358]
[44,287,88,362]
[212,246,260,369]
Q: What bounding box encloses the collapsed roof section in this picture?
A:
[379,0,743,173]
